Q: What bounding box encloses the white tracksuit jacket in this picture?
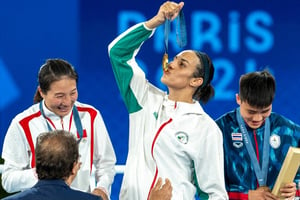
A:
[1,100,116,195]
[108,22,228,200]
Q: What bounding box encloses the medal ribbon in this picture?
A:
[164,19,170,55]
[162,10,187,71]
[236,107,270,186]
[176,10,187,48]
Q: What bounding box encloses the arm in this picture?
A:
[92,111,116,198]
[194,122,228,199]
[108,22,154,114]
[108,1,184,114]
[2,162,37,193]
[1,119,38,193]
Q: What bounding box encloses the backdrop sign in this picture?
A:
[1,1,299,199]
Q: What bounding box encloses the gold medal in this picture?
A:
[162,53,168,71]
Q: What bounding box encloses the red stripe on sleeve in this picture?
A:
[19,111,42,168]
[77,106,97,172]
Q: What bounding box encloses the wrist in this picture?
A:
[145,16,164,29]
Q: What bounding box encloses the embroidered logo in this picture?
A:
[153,112,158,120]
[231,132,243,148]
[233,142,243,148]
[270,134,281,149]
[175,132,188,144]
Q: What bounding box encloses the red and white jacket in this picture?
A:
[1,100,116,195]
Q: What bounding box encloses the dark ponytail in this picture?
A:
[192,51,215,104]
[33,88,43,103]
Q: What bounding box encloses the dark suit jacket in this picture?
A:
[2,179,102,200]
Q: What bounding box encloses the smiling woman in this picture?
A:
[34,59,79,118]
[1,59,116,199]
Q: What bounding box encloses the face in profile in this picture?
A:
[161,50,203,91]
[40,76,78,117]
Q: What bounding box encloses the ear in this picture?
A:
[65,162,79,186]
[190,77,203,88]
[236,93,241,105]
[71,162,77,175]
[71,161,80,175]
[38,86,45,99]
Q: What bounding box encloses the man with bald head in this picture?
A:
[3,130,103,200]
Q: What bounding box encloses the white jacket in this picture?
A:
[1,100,116,195]
[108,23,228,200]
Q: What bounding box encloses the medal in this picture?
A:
[162,52,168,71]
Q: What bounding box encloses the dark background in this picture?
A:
[1,0,299,199]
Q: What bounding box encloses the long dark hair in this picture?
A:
[33,59,78,103]
[192,51,215,104]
